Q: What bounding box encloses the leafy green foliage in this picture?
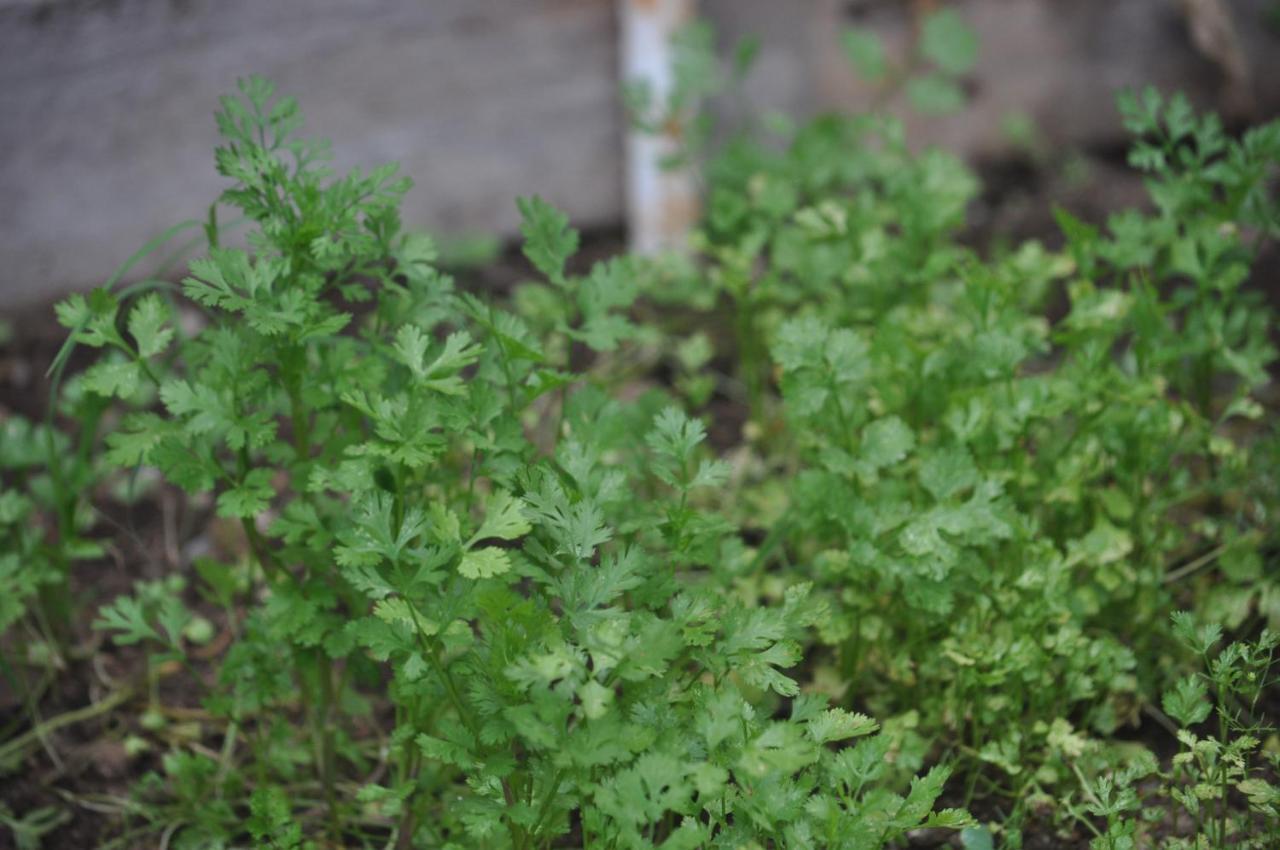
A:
[652,41,1278,848]
[841,6,980,115]
[6,28,1278,850]
[16,74,981,848]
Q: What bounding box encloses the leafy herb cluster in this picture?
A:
[2,22,1279,850]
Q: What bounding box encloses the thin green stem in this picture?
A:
[0,686,134,766]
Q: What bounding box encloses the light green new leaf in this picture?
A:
[81,359,142,399]
[807,708,879,744]
[128,294,175,358]
[861,416,916,471]
[470,490,532,544]
[919,447,978,501]
[459,546,512,580]
[392,324,432,377]
[423,331,482,396]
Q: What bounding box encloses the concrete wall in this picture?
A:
[2,0,1278,306]
[0,0,621,306]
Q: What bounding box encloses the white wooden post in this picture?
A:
[620,0,699,255]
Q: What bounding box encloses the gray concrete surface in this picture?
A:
[2,0,1278,306]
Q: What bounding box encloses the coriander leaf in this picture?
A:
[861,416,916,471]
[93,596,161,645]
[54,288,121,349]
[470,490,532,545]
[127,294,175,358]
[422,331,482,396]
[150,437,220,493]
[392,324,431,377]
[217,468,275,518]
[907,73,967,114]
[517,195,579,286]
[373,598,438,637]
[807,708,879,744]
[459,546,512,580]
[842,29,886,81]
[81,358,142,399]
[920,8,978,76]
[104,414,168,467]
[918,447,978,501]
[1163,674,1212,727]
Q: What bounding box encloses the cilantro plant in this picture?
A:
[4,26,1278,850]
[26,77,969,849]
[1066,614,1279,848]
[842,6,980,115]
[667,84,1277,843]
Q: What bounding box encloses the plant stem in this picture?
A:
[735,295,764,426]
[0,686,134,766]
[525,768,566,849]
[313,650,340,839]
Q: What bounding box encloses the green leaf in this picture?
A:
[577,679,615,720]
[517,195,579,286]
[54,288,121,349]
[1171,610,1222,655]
[128,294,174,358]
[899,764,953,826]
[342,563,397,601]
[471,490,532,544]
[458,546,512,580]
[150,437,220,493]
[1162,675,1211,727]
[919,447,978,501]
[524,477,613,562]
[907,73,967,115]
[93,596,161,645]
[335,493,430,568]
[807,708,879,744]
[373,598,438,637]
[81,358,142,399]
[392,324,432,376]
[396,233,438,284]
[247,786,303,850]
[1117,85,1163,136]
[1066,521,1133,568]
[861,416,916,471]
[841,29,887,81]
[647,407,725,490]
[920,8,978,76]
[217,468,275,518]
[423,331,483,396]
[104,414,168,467]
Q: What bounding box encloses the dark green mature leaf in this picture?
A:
[217,468,275,518]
